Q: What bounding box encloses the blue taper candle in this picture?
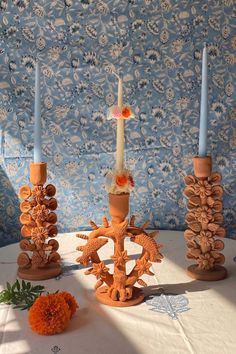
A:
[198,43,208,157]
[34,60,42,163]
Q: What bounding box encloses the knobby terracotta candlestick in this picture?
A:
[183,156,227,281]
[17,162,61,280]
[76,193,163,307]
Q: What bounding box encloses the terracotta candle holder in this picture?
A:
[183,156,227,281]
[76,193,163,307]
[17,162,61,280]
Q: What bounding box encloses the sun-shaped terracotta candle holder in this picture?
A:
[17,162,61,280]
[183,156,227,281]
[76,193,163,307]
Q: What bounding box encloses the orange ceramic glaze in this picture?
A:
[20,200,32,213]
[109,193,129,224]
[30,162,47,186]
[45,184,56,197]
[183,157,227,281]
[193,156,212,178]
[17,163,61,281]
[20,213,32,225]
[76,193,163,307]
[19,185,31,199]
[21,225,32,237]
[44,198,57,210]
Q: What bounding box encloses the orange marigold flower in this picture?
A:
[116,174,128,186]
[28,294,70,335]
[58,292,79,318]
[122,106,131,118]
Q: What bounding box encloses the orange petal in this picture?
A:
[116,175,128,186]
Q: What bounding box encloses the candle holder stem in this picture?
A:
[184,156,227,281]
[76,193,163,306]
[17,162,61,280]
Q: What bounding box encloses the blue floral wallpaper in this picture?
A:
[0,0,235,246]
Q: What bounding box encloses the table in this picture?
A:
[0,231,236,354]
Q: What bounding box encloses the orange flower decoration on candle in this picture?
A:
[28,294,71,335]
[122,106,132,118]
[107,105,134,120]
[106,169,135,194]
[116,174,128,187]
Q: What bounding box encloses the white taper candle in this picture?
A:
[34,60,42,163]
[198,43,208,157]
[116,78,124,171]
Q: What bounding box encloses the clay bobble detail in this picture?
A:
[17,163,61,280]
[183,157,227,280]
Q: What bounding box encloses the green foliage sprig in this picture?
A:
[0,279,45,310]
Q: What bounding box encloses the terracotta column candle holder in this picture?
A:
[17,162,61,280]
[183,156,227,281]
[76,193,163,307]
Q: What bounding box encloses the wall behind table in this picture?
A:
[0,0,235,246]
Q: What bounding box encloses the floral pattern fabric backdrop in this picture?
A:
[0,0,235,246]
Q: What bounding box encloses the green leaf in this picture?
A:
[0,290,8,303]
[0,280,45,310]
[12,282,17,292]
[22,305,30,311]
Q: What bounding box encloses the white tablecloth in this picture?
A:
[0,231,236,354]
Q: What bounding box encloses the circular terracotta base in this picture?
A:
[187,264,227,281]
[96,286,144,307]
[17,263,61,281]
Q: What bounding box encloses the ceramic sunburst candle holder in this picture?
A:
[183,156,227,281]
[76,73,163,306]
[17,162,61,280]
[76,194,163,307]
